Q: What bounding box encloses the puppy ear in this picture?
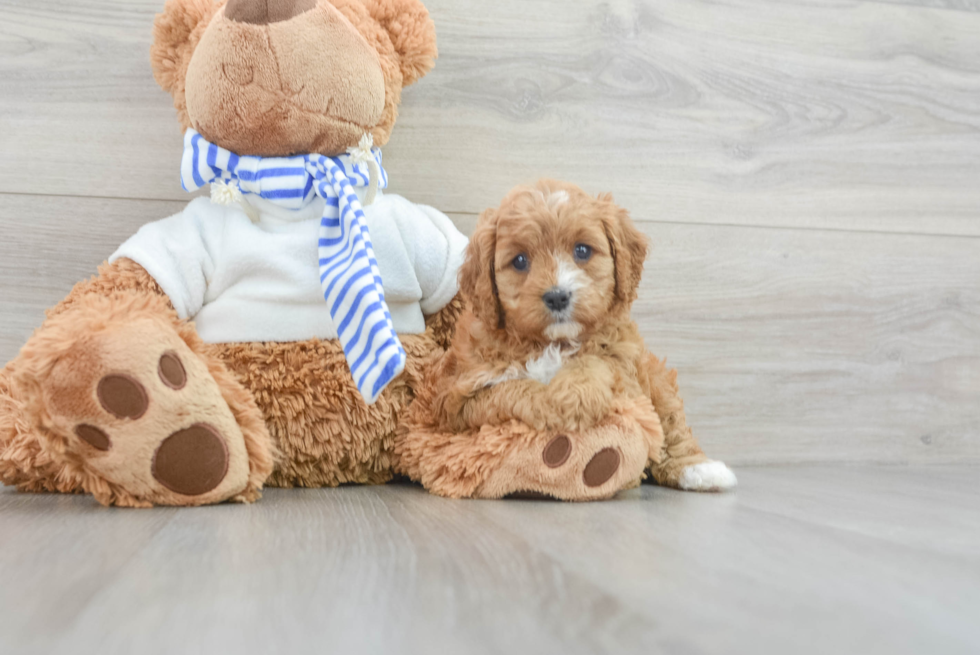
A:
[150,0,223,130]
[599,194,649,305]
[362,0,438,86]
[458,208,504,330]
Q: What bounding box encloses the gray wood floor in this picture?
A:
[1,1,979,653]
[1,465,977,655]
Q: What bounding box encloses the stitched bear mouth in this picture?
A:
[222,71,376,137]
[239,92,373,131]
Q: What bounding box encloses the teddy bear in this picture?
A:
[0,0,470,507]
[0,0,736,508]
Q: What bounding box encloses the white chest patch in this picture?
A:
[525,343,567,385]
[479,345,577,389]
[476,365,525,389]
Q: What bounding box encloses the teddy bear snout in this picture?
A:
[225,0,318,25]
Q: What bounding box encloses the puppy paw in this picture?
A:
[677,460,737,492]
[545,369,614,432]
[40,318,255,506]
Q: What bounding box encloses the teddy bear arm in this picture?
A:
[45,258,171,322]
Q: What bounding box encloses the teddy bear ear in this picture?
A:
[150,0,224,127]
[362,0,438,86]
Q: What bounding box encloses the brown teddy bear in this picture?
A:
[0,0,735,507]
[0,0,467,507]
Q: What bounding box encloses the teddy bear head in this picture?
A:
[151,0,437,157]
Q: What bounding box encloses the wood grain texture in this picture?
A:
[1,0,980,235]
[875,0,980,11]
[1,195,978,464]
[0,465,977,655]
[0,194,188,355]
[637,221,980,465]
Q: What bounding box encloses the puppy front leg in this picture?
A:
[437,356,613,433]
[444,378,547,431]
[541,355,615,431]
[638,352,737,492]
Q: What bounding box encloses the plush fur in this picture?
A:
[398,180,735,499]
[0,257,461,505]
[211,308,455,488]
[0,267,275,507]
[151,0,436,156]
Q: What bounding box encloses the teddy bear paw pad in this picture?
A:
[74,424,111,451]
[40,320,252,506]
[478,420,648,502]
[97,374,148,419]
[152,424,229,496]
[583,448,621,488]
[542,435,572,468]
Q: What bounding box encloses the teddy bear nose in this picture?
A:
[225,0,318,25]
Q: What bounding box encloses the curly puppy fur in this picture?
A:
[399,180,719,493]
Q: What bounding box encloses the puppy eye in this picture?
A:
[512,253,530,272]
[573,244,593,262]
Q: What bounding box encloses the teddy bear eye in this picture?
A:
[574,244,593,262]
[512,254,530,272]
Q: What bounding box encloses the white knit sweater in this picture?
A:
[110,190,468,343]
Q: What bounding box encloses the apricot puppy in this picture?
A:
[398,180,736,499]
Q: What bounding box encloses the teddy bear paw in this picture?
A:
[41,319,253,506]
[476,420,651,502]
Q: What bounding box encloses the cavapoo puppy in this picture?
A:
[397,180,736,500]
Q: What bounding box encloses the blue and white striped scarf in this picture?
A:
[180,129,405,406]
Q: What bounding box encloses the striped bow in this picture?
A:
[180,129,405,406]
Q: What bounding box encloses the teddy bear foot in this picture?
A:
[3,293,274,507]
[63,349,249,507]
[473,420,652,501]
[56,330,258,507]
[397,404,663,502]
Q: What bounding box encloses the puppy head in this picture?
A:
[458,180,648,344]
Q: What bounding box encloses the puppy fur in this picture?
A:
[425,179,734,491]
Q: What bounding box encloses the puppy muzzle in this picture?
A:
[542,287,581,343]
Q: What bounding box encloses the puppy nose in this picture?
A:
[543,288,572,312]
[225,0,318,25]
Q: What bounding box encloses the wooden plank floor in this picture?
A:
[1,465,977,655]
